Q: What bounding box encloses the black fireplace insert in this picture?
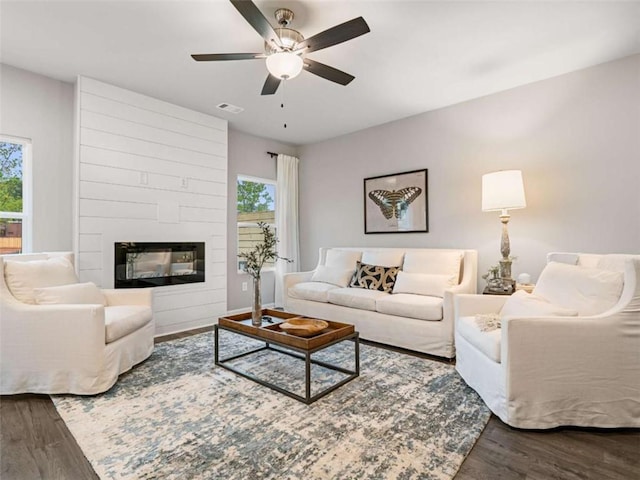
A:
[114,242,205,288]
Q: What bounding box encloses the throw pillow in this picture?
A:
[324,249,362,269]
[533,262,624,316]
[500,290,579,318]
[311,265,356,288]
[391,271,457,298]
[349,261,400,293]
[34,282,106,306]
[4,256,79,304]
[402,250,463,278]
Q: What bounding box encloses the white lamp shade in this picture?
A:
[482,170,527,212]
[266,52,303,80]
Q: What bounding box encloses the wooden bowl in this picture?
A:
[279,318,329,337]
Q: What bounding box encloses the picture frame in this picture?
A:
[364,169,428,234]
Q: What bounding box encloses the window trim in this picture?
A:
[236,175,276,274]
[0,134,32,253]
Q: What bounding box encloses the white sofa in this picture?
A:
[283,247,478,358]
[455,252,640,429]
[0,252,155,395]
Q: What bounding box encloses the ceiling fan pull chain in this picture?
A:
[281,79,287,128]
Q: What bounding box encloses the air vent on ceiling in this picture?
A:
[216,103,244,114]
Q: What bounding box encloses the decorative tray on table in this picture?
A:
[278,318,329,337]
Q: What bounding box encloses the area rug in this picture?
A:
[52,331,490,480]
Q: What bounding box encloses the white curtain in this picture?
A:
[275,154,300,308]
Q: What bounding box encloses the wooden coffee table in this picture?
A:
[215,309,359,404]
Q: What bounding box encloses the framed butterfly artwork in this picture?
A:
[364,169,428,234]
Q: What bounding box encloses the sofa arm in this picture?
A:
[502,314,640,428]
[0,302,107,382]
[102,288,153,306]
[454,293,508,317]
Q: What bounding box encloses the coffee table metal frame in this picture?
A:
[214,322,360,405]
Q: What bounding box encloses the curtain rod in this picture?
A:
[267,151,278,158]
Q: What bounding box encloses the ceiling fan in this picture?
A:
[191,0,370,95]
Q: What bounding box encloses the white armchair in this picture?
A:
[0,252,155,395]
[454,252,640,429]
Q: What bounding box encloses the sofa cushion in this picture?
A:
[4,257,79,304]
[33,281,106,306]
[361,250,405,267]
[328,288,388,311]
[311,265,355,287]
[533,262,624,316]
[402,251,463,280]
[500,290,579,318]
[457,315,502,363]
[349,261,400,293]
[392,271,457,298]
[104,305,152,344]
[288,282,339,303]
[324,249,362,269]
[375,294,443,321]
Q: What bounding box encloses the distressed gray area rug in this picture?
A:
[52,331,490,480]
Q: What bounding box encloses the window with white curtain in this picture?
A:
[0,136,31,254]
[237,175,276,272]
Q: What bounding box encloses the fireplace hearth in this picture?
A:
[114,242,205,288]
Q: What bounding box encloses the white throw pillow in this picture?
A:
[533,262,624,316]
[4,257,79,304]
[402,251,463,278]
[311,265,355,288]
[361,250,405,268]
[34,282,106,306]
[324,249,362,270]
[500,290,579,318]
[392,271,457,298]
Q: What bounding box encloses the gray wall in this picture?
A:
[0,64,74,252]
[297,54,640,287]
[227,128,297,310]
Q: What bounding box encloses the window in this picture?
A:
[237,175,276,272]
[0,136,31,254]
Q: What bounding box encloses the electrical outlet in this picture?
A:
[139,171,148,185]
[181,177,188,189]
[242,282,248,292]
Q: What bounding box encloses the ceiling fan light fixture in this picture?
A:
[266,52,303,80]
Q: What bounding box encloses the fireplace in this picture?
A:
[114,242,205,288]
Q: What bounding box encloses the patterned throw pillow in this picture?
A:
[349,261,400,293]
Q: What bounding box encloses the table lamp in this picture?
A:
[482,170,526,291]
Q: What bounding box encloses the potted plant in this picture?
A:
[238,222,291,326]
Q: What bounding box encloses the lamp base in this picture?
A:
[499,258,516,293]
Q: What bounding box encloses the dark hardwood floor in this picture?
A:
[2,328,639,480]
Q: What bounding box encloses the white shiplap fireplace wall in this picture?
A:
[74,77,227,336]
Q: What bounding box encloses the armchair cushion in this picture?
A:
[533,262,624,316]
[34,282,105,306]
[457,315,502,362]
[500,290,579,318]
[104,306,152,343]
[4,257,79,304]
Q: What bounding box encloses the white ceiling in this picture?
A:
[1,1,639,146]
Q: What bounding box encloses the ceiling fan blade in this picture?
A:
[261,74,281,95]
[230,0,282,49]
[191,53,264,61]
[304,59,355,86]
[296,17,370,54]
